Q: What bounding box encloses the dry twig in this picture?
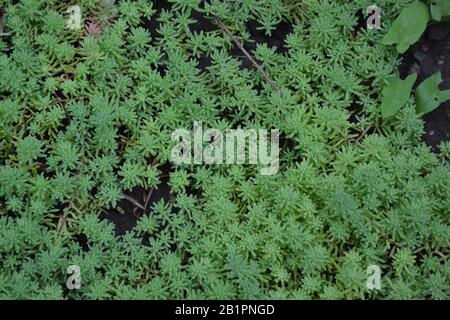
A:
[214,17,281,94]
[120,193,145,211]
[143,188,154,212]
[355,125,372,144]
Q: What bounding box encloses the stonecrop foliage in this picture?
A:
[0,0,449,299]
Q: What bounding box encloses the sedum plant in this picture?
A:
[0,0,448,300]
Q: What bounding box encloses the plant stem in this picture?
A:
[214,17,282,94]
[143,188,154,212]
[355,125,372,144]
[120,193,145,210]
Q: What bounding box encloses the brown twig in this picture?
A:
[214,17,281,94]
[355,125,372,144]
[120,193,145,210]
[93,202,110,215]
[143,188,154,212]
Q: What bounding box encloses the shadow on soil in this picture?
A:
[400,21,450,152]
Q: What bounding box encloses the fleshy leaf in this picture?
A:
[381,73,417,119]
[415,71,450,115]
[382,0,430,53]
[430,0,450,21]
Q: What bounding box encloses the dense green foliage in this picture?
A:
[0,0,449,299]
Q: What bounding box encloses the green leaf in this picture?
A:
[430,0,450,21]
[415,71,450,115]
[381,73,417,119]
[382,0,430,53]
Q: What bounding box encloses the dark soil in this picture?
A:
[354,9,369,35]
[143,0,294,72]
[190,9,217,34]
[399,21,450,152]
[142,0,173,42]
[245,19,293,54]
[74,233,89,251]
[226,19,292,70]
[100,163,172,237]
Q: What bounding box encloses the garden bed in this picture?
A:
[0,0,449,300]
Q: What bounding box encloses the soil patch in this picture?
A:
[100,163,172,237]
[399,21,450,152]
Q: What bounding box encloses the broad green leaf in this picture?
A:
[381,73,417,119]
[415,71,450,115]
[382,0,430,53]
[430,0,450,21]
